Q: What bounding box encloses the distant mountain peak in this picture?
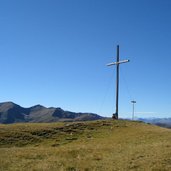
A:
[30,104,46,110]
[0,101,21,112]
[0,102,103,124]
[0,101,17,107]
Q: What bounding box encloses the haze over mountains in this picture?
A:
[0,102,103,124]
[138,118,171,128]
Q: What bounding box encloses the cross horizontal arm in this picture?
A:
[106,59,130,66]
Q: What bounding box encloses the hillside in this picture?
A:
[0,120,171,171]
[0,102,103,124]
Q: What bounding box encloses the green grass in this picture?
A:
[0,120,171,170]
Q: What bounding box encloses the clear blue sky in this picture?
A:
[0,0,171,118]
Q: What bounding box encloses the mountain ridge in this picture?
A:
[137,117,171,128]
[0,102,103,124]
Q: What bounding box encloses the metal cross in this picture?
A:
[107,45,129,119]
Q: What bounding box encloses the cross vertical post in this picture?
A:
[106,45,129,119]
[116,45,119,119]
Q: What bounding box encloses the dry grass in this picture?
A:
[0,120,171,171]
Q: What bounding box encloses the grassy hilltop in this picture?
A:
[0,120,171,171]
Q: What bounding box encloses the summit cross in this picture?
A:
[107,45,129,119]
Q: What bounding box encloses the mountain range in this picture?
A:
[0,102,103,124]
[137,117,171,128]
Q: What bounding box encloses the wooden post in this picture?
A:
[115,45,119,119]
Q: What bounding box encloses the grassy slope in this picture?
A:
[0,120,171,171]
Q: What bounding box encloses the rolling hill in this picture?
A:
[0,102,103,124]
[0,120,171,170]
